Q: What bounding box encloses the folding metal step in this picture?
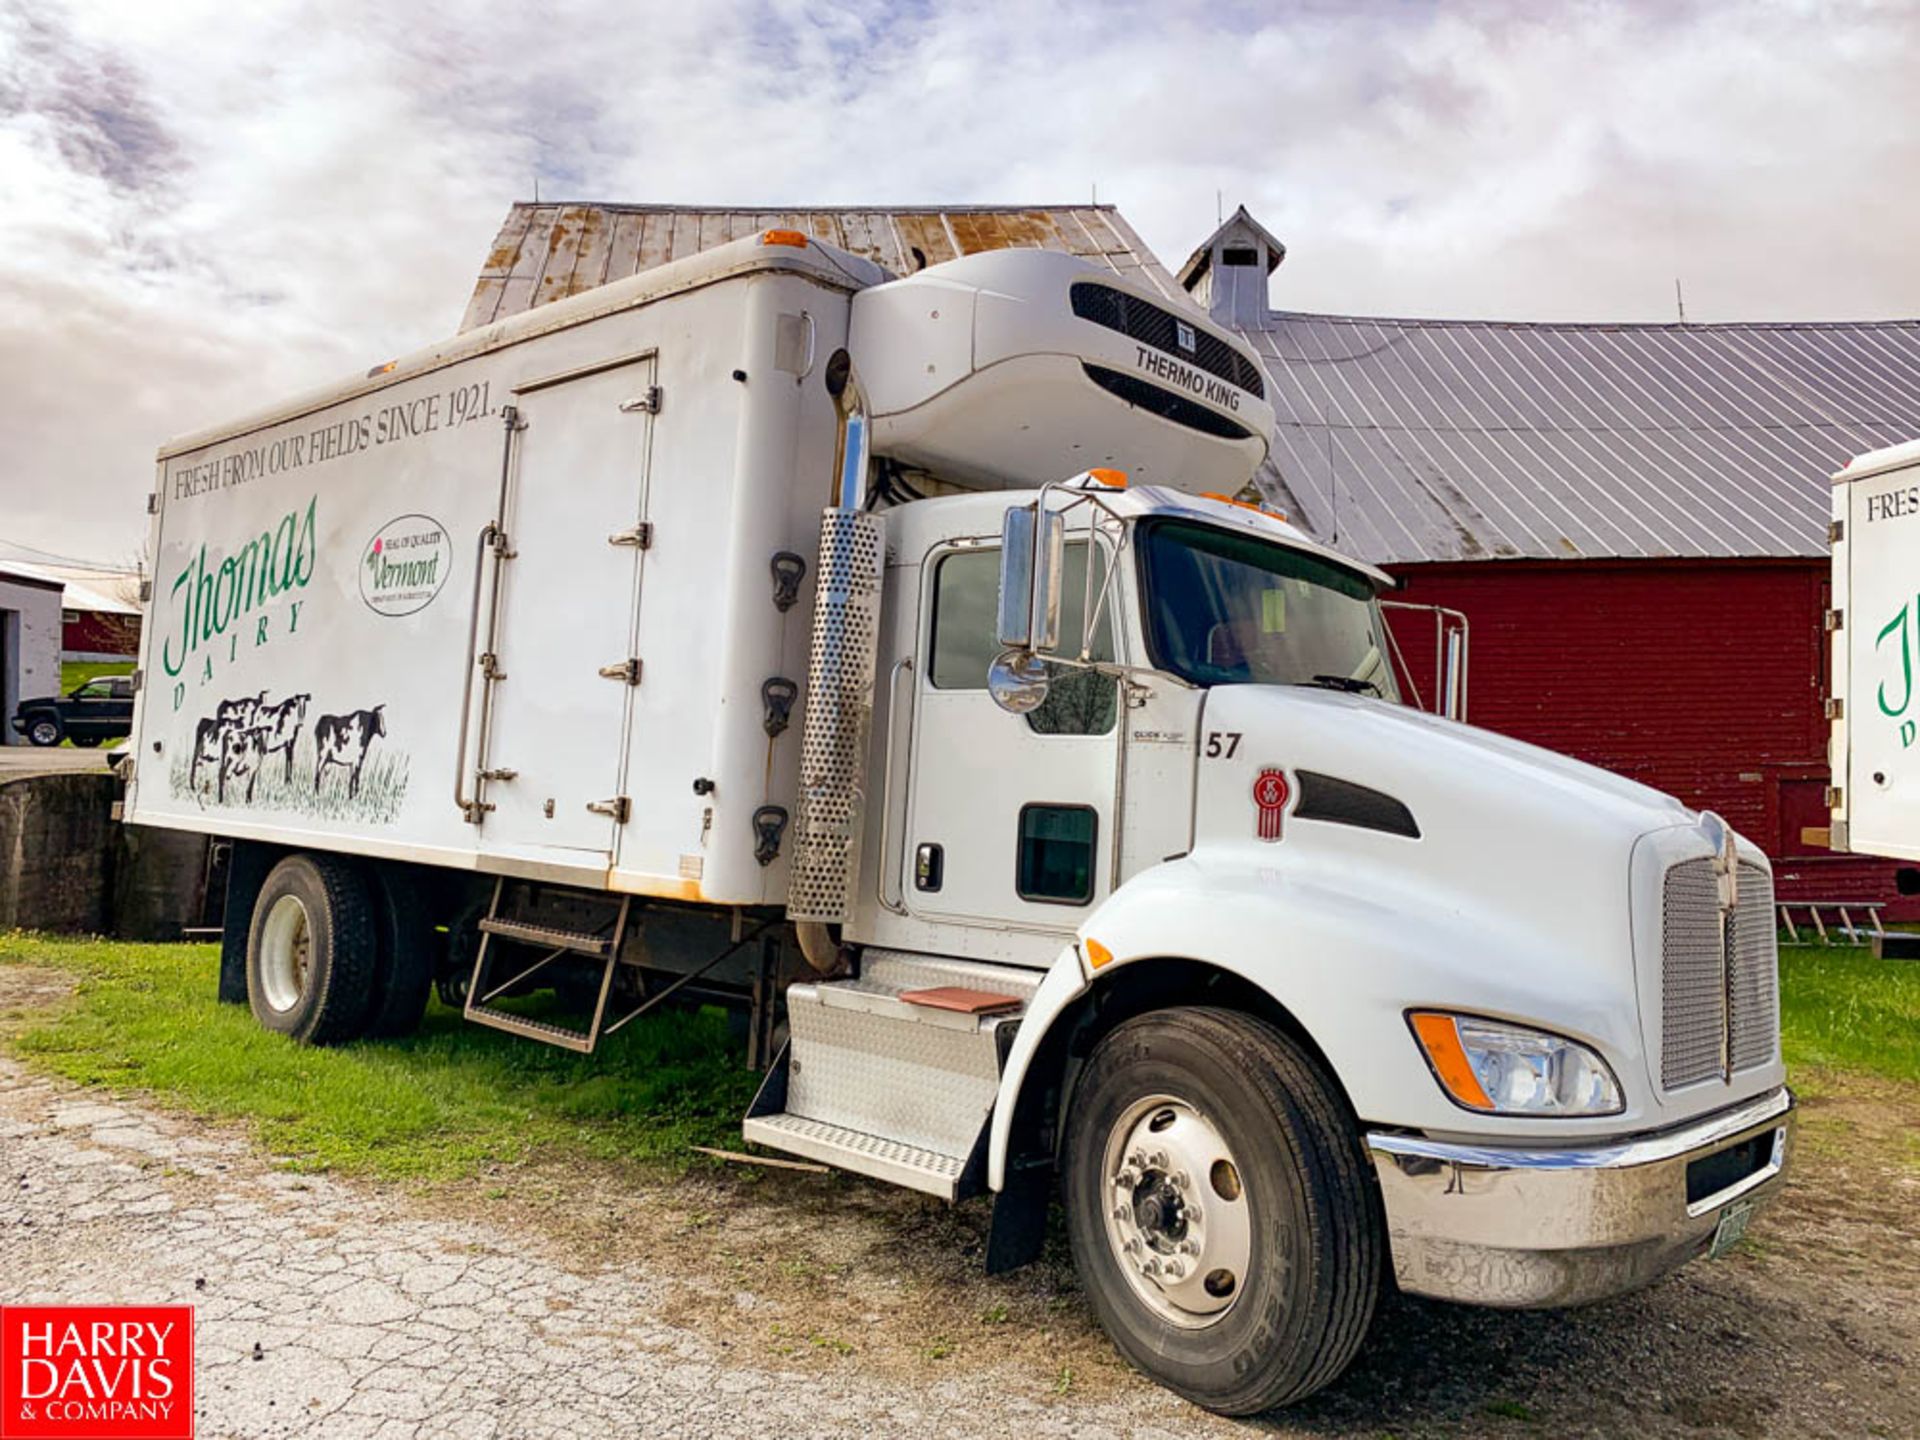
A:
[464,879,629,1051]
[742,951,1041,1199]
[476,916,614,956]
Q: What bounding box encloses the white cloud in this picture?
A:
[3,0,1918,561]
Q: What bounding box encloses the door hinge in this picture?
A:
[619,386,662,415]
[1825,785,1844,810]
[608,522,653,549]
[146,492,160,515]
[1824,608,1844,633]
[588,796,632,824]
[1828,519,1845,545]
[477,767,517,782]
[599,658,643,685]
[479,652,506,680]
[130,668,144,693]
[1825,696,1844,720]
[138,579,152,603]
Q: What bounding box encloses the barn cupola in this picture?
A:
[1177,204,1286,330]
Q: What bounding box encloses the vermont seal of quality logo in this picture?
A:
[360,515,450,617]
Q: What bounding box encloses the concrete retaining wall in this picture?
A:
[0,771,208,937]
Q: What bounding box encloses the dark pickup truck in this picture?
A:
[11,675,134,747]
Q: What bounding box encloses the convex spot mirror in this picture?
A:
[988,649,1051,715]
[997,504,1065,653]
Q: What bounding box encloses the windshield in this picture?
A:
[1138,519,1400,698]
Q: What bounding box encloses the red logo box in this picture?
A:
[1,1307,193,1440]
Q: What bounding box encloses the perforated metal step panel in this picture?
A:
[741,951,1040,1199]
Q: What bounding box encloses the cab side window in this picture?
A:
[927,544,1117,736]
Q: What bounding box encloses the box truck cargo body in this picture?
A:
[126,230,1794,1414]
[1828,439,1920,864]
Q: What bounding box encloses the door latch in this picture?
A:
[619,386,662,414]
[752,805,789,866]
[599,658,643,685]
[608,522,653,549]
[588,796,632,823]
[915,842,944,892]
[762,677,798,736]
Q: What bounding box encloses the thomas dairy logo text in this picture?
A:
[162,496,316,701]
[360,515,450,617]
[0,1306,193,1440]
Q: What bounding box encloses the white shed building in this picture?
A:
[0,565,64,743]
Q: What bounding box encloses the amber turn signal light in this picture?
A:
[1408,1011,1495,1111]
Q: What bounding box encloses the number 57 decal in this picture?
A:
[1205,731,1243,758]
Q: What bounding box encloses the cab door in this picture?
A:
[902,540,1120,932]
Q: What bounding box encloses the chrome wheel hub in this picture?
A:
[1100,1094,1252,1328]
[259,893,313,1013]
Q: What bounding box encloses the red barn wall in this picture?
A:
[63,610,140,657]
[1386,558,1911,920]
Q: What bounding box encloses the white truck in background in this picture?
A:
[126,228,1794,1413]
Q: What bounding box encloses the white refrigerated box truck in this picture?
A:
[125,228,1794,1412]
[1827,440,1920,869]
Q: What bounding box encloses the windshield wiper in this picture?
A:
[1302,674,1382,697]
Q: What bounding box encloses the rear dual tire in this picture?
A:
[247,854,377,1045]
[1063,1007,1383,1415]
[246,854,434,1045]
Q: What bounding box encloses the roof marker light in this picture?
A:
[760,229,809,248]
[1087,468,1128,489]
[1199,490,1285,521]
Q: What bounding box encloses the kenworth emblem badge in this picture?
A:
[1253,769,1290,842]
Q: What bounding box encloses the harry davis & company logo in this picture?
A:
[1,1305,193,1439]
[360,513,451,618]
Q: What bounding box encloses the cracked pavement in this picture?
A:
[0,1058,1213,1440]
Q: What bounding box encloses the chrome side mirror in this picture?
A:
[997,504,1065,652]
[988,649,1051,714]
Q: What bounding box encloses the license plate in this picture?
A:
[1708,1199,1754,1259]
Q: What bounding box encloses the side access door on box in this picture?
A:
[474,356,658,865]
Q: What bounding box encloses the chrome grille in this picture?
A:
[1660,856,1779,1090]
[1729,862,1779,1073]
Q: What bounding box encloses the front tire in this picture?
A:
[246,853,377,1045]
[1063,1007,1382,1415]
[26,716,61,747]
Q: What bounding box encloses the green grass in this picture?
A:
[59,659,134,693]
[0,931,758,1180]
[1779,943,1920,1084]
[2,931,1914,1188]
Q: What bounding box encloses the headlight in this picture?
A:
[1408,1012,1624,1117]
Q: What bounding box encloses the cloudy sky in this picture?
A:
[3,0,1917,564]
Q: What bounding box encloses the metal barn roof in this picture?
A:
[459,203,1183,332]
[1244,312,1920,566]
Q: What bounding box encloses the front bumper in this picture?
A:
[1366,1086,1794,1307]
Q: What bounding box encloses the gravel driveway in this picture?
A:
[3,1016,1917,1437]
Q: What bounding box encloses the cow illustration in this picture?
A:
[254,693,310,784]
[215,690,267,731]
[314,706,386,798]
[218,725,267,804]
[189,716,226,795]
